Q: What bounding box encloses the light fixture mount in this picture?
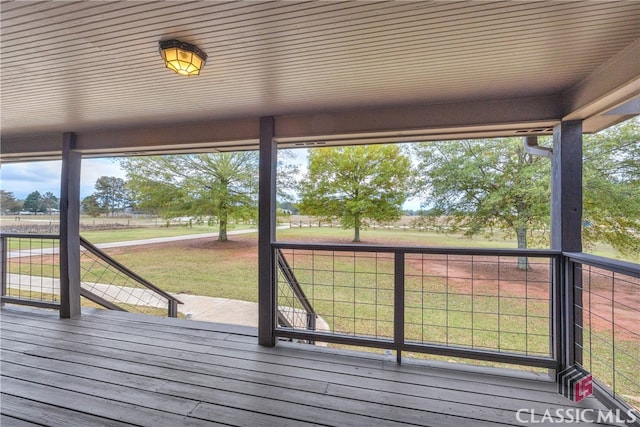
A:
[159,39,207,77]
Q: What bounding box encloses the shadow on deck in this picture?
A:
[0,307,621,426]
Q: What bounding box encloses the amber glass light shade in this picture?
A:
[159,39,207,76]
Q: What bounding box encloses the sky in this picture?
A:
[0,158,127,200]
[0,150,421,210]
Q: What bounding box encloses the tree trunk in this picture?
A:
[218,206,228,242]
[353,213,361,242]
[516,226,529,270]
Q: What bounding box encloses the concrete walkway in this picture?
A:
[94,227,279,249]
[174,294,259,326]
[6,273,259,326]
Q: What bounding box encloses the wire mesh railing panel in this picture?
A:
[79,244,171,316]
[277,267,309,329]
[1,235,61,307]
[405,254,553,357]
[276,248,395,340]
[574,259,640,410]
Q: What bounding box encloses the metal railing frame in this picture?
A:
[273,243,640,416]
[273,242,563,370]
[0,233,62,310]
[564,252,640,423]
[276,248,317,332]
[79,236,182,317]
[0,233,181,317]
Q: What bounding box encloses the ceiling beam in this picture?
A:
[276,94,562,144]
[0,93,565,162]
[563,39,640,132]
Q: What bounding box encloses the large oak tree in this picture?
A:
[412,118,640,265]
[120,152,259,242]
[299,145,413,242]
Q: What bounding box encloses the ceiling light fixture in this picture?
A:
[159,39,207,76]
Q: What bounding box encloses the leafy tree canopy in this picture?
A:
[299,144,413,242]
[93,176,130,216]
[81,194,104,217]
[413,138,550,252]
[0,190,22,213]
[582,118,640,256]
[120,152,259,241]
[412,117,640,259]
[41,192,59,213]
[23,191,45,213]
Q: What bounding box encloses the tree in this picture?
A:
[413,138,550,269]
[413,118,640,265]
[41,192,59,214]
[93,176,129,216]
[23,191,45,213]
[120,152,259,242]
[81,195,104,217]
[0,190,22,214]
[299,144,413,242]
[582,118,640,256]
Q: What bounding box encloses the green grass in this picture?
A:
[3,238,59,252]
[101,237,259,302]
[277,226,529,248]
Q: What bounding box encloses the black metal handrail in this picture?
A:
[0,233,182,317]
[273,241,562,369]
[564,252,639,278]
[79,237,182,317]
[564,251,640,416]
[274,241,562,256]
[276,248,316,331]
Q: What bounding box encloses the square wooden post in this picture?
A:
[258,117,277,346]
[60,132,82,318]
[551,120,583,369]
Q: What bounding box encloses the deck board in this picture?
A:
[0,307,619,426]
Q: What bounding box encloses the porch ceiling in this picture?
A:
[1,1,639,160]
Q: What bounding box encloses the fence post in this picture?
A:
[394,251,405,363]
[168,300,178,318]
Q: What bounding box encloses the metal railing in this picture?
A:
[566,252,640,411]
[0,233,181,317]
[276,248,317,329]
[273,242,561,369]
[79,237,182,317]
[0,233,62,309]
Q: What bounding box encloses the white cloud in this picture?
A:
[0,160,62,199]
[81,158,126,197]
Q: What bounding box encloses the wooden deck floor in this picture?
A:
[0,306,618,426]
